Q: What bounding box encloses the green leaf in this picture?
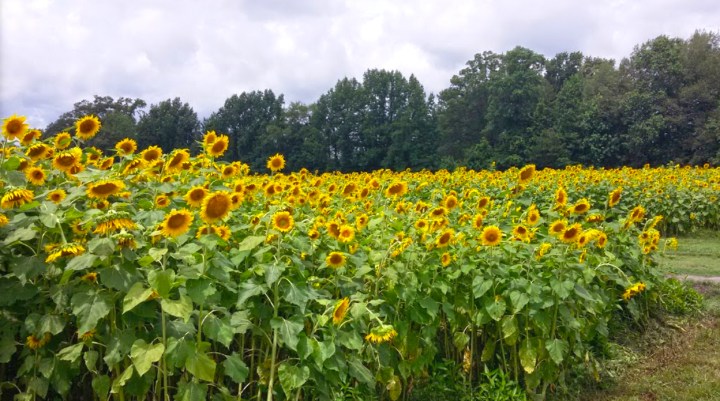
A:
[186,278,216,304]
[453,332,469,350]
[278,363,310,398]
[130,339,165,376]
[66,254,98,271]
[177,380,207,401]
[57,343,84,363]
[270,316,304,351]
[111,365,134,394]
[230,310,252,334]
[39,314,65,335]
[519,338,538,374]
[28,376,49,398]
[92,375,111,401]
[546,338,567,365]
[264,264,284,286]
[223,352,249,384]
[0,336,17,363]
[237,236,265,252]
[71,290,112,333]
[161,295,193,322]
[148,247,168,262]
[185,348,216,382]
[148,269,174,298]
[387,375,402,401]
[472,275,493,298]
[3,225,36,244]
[202,314,234,348]
[123,282,153,314]
[501,316,518,345]
[85,349,99,372]
[348,358,375,385]
[282,282,312,312]
[88,237,115,256]
[481,339,496,362]
[236,281,267,308]
[509,291,529,314]
[485,297,506,321]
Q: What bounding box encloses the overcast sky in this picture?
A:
[2,0,719,129]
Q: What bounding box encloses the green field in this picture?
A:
[659,230,720,277]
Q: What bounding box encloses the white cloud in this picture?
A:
[1,0,719,128]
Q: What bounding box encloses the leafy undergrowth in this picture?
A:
[577,282,720,401]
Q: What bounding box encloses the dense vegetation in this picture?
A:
[43,31,720,172]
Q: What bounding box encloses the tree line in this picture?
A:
[45,31,720,172]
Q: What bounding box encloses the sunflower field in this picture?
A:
[1,114,719,401]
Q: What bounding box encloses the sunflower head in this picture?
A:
[26,143,51,161]
[185,186,208,208]
[160,209,194,238]
[326,251,347,268]
[25,166,46,186]
[2,114,29,140]
[570,198,591,214]
[86,180,125,199]
[481,225,502,246]
[271,210,294,233]
[54,132,72,150]
[207,134,229,158]
[201,191,233,223]
[20,129,41,146]
[338,225,355,243]
[435,229,454,248]
[141,146,163,163]
[267,154,286,172]
[518,164,536,184]
[75,115,102,140]
[1,188,34,209]
[608,187,622,208]
[333,298,350,325]
[115,138,138,156]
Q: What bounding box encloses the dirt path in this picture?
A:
[671,274,720,283]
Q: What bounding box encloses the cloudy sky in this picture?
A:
[2,0,719,129]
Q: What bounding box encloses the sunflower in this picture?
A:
[160,209,194,237]
[80,329,96,341]
[1,188,34,208]
[86,180,125,199]
[518,164,536,184]
[214,224,232,241]
[561,223,582,244]
[512,224,531,242]
[25,334,48,350]
[271,210,294,233]
[266,153,286,172]
[355,213,369,230]
[2,114,28,140]
[25,166,46,186]
[94,214,136,235]
[628,205,646,223]
[165,149,190,172]
[441,252,452,267]
[185,186,208,208]
[535,243,552,260]
[332,298,350,325]
[52,147,83,173]
[385,181,408,197]
[20,129,41,145]
[570,198,591,214]
[365,324,397,344]
[140,146,163,163]
[46,242,85,263]
[414,218,429,231]
[308,227,321,240]
[207,134,229,157]
[115,138,137,156]
[596,232,608,248]
[338,225,355,243]
[201,191,233,223]
[116,233,137,249]
[96,157,114,170]
[26,143,51,161]
[435,229,454,248]
[81,272,98,283]
[122,158,145,175]
[480,226,502,246]
[548,220,567,236]
[554,187,568,207]
[326,251,347,268]
[526,205,540,226]
[443,194,459,209]
[203,130,218,148]
[429,207,447,220]
[54,132,72,150]
[0,213,9,227]
[221,165,236,178]
[477,196,491,209]
[155,194,170,208]
[608,187,622,208]
[75,115,101,140]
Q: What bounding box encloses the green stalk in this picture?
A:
[266,286,280,401]
[161,308,169,401]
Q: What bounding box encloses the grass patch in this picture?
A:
[578,282,720,401]
[658,230,720,276]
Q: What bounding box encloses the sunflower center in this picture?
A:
[205,195,230,219]
[7,120,22,134]
[167,214,188,229]
[79,120,97,133]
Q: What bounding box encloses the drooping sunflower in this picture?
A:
[266,153,286,172]
[46,242,85,263]
[115,138,137,156]
[480,225,502,246]
[75,115,101,140]
[1,188,34,209]
[54,132,72,150]
[338,225,355,243]
[435,229,454,248]
[326,251,347,268]
[165,149,190,172]
[0,213,9,227]
[207,134,229,157]
[160,209,194,237]
[561,223,583,244]
[20,129,41,145]
[2,114,29,140]
[518,164,536,184]
[332,298,350,325]
[94,213,136,235]
[26,143,51,161]
[385,181,408,198]
[140,146,163,163]
[185,186,208,208]
[116,233,137,249]
[365,324,397,344]
[25,166,46,186]
[570,198,591,214]
[52,147,83,173]
[201,191,233,223]
[608,187,622,208]
[97,157,115,170]
[271,210,294,233]
[86,180,125,199]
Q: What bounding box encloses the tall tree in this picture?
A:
[45,96,146,152]
[136,98,200,153]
